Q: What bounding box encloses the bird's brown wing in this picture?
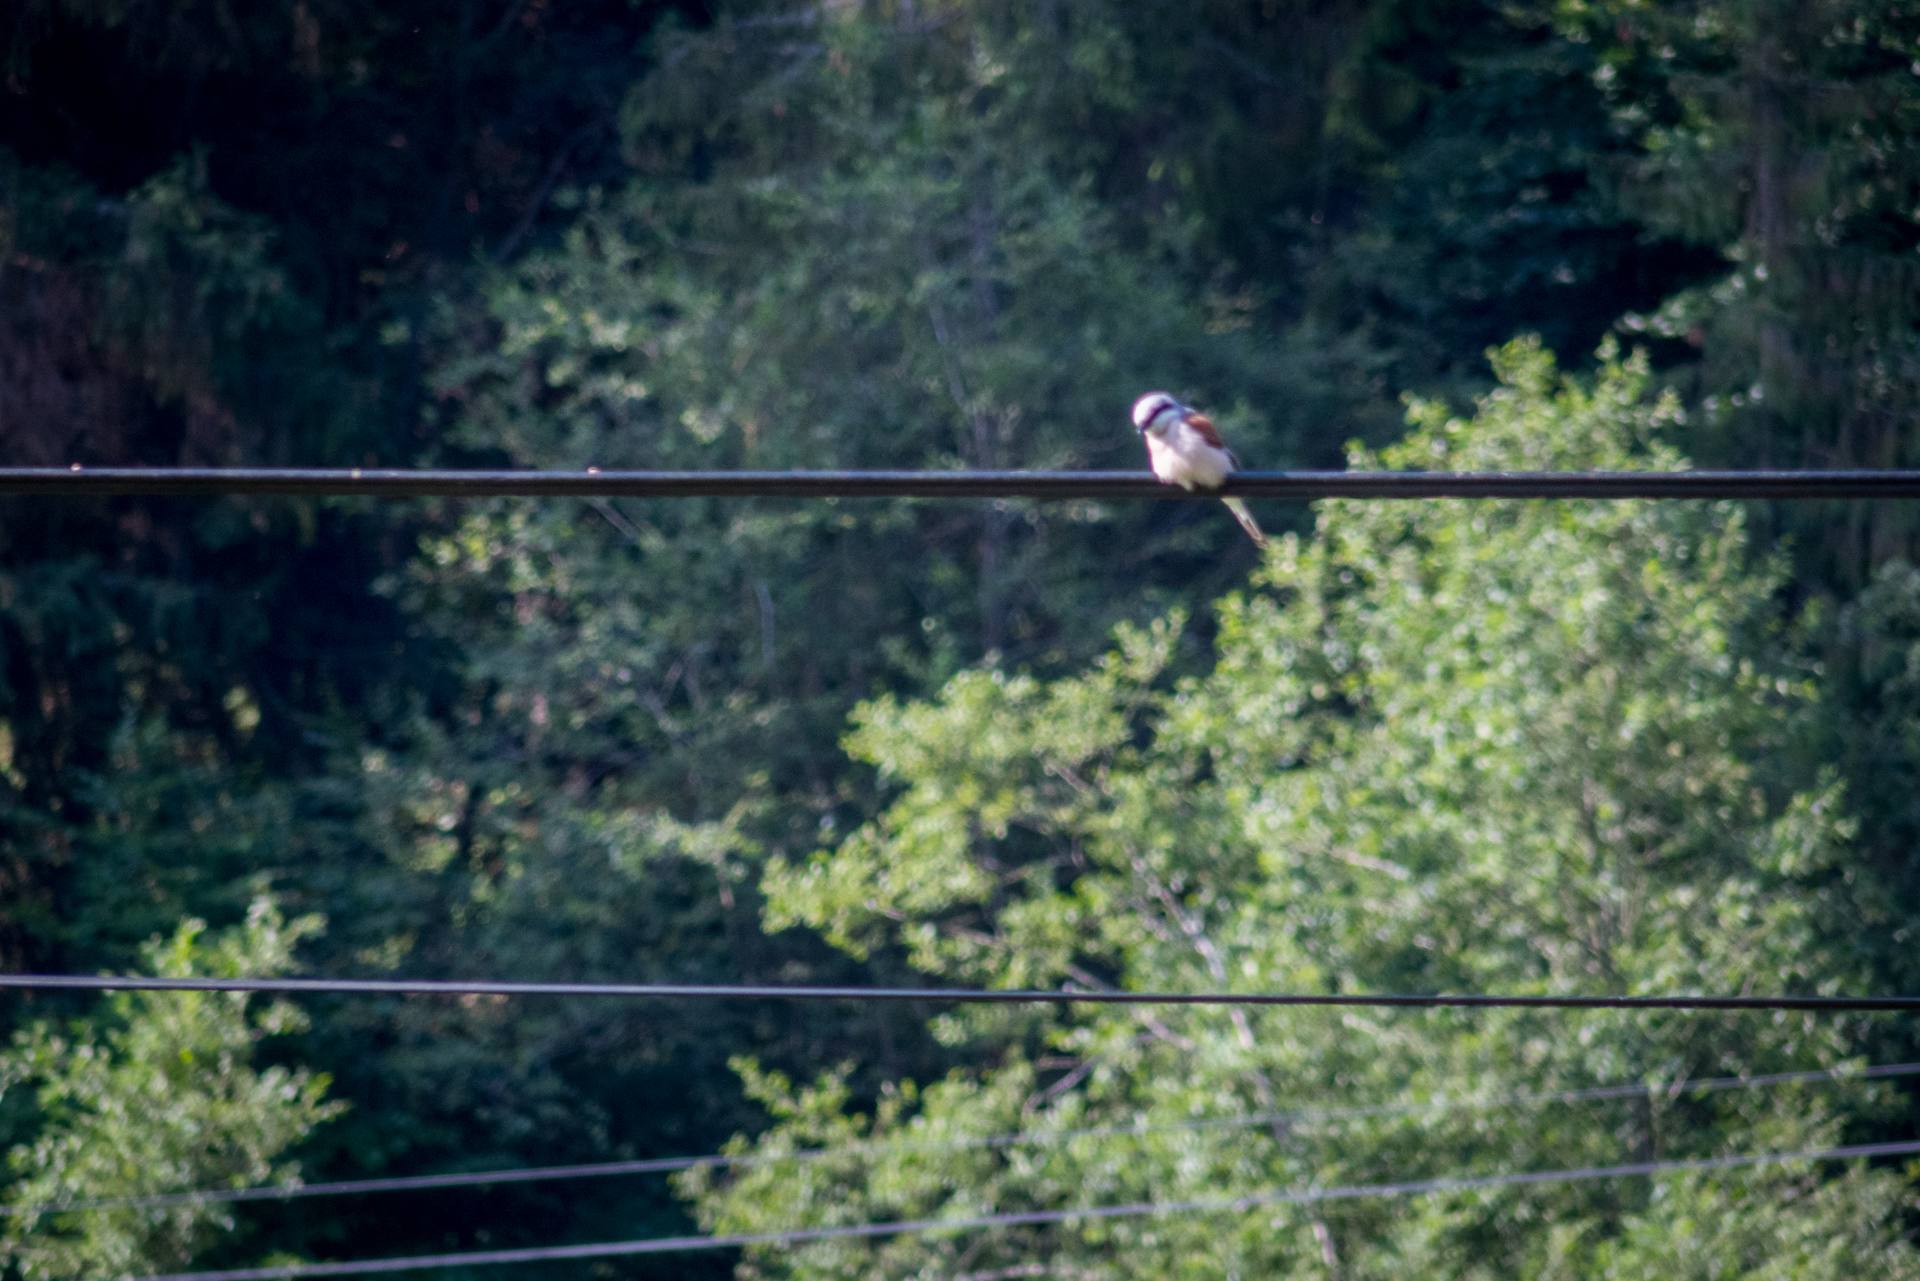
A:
[1185,412,1240,468]
[1184,412,1225,448]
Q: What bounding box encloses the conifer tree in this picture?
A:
[1562,0,1920,576]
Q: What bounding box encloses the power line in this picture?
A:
[18,1060,1916,1217]
[6,467,1920,500]
[131,1139,1920,1281]
[4,973,1919,1009]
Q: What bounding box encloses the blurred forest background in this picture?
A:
[2,0,1920,1277]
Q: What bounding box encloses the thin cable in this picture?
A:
[130,1139,1920,1281]
[19,1060,1917,1216]
[3,973,1918,1009]
[7,467,1920,500]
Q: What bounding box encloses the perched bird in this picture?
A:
[1130,391,1266,547]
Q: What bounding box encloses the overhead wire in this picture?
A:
[129,1139,1920,1281]
[6,466,1920,500]
[3,973,1919,1010]
[16,1060,1916,1217]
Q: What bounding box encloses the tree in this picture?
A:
[0,897,343,1280]
[1314,0,1727,400]
[685,341,1918,1278]
[1558,0,1920,579]
[7,1,1919,1275]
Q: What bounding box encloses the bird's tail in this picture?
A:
[1222,496,1267,548]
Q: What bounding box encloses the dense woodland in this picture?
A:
[2,0,1920,1277]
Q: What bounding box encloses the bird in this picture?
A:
[1131,391,1266,547]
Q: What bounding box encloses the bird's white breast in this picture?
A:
[1145,419,1234,490]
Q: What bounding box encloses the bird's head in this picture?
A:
[1131,391,1185,436]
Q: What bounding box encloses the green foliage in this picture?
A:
[1559,0,1920,574]
[5,0,1920,1275]
[0,898,343,1280]
[1315,0,1726,401]
[0,144,322,467]
[400,5,1356,1020]
[356,6,1371,1212]
[1827,558,1920,996]
[695,343,1918,1278]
